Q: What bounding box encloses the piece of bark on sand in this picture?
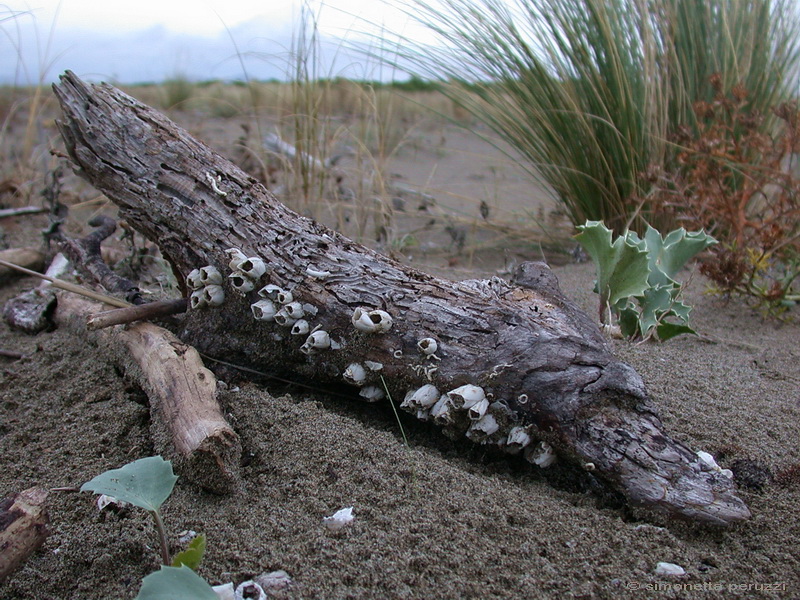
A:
[0,487,49,584]
[52,70,750,525]
[54,292,241,494]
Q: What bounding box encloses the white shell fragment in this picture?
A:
[251,299,277,321]
[401,384,440,410]
[229,273,255,295]
[186,268,204,290]
[417,337,438,355]
[467,397,490,421]
[202,284,225,307]
[505,426,532,455]
[235,256,267,280]
[274,308,297,327]
[258,284,283,300]
[655,562,686,577]
[233,580,266,600]
[697,450,733,479]
[254,570,292,593]
[225,248,247,271]
[447,384,485,409]
[190,289,207,310]
[290,319,310,336]
[283,301,305,319]
[323,507,355,531]
[526,441,557,468]
[212,582,235,600]
[359,385,385,402]
[466,413,499,442]
[343,363,367,386]
[364,360,383,371]
[351,307,393,333]
[198,265,223,286]
[304,330,331,350]
[96,494,127,511]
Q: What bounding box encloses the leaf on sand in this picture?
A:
[172,533,206,570]
[135,565,217,600]
[575,221,650,307]
[80,456,178,513]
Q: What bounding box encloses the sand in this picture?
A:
[1,108,799,600]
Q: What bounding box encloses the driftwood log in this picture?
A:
[0,487,49,583]
[53,292,241,493]
[52,71,750,525]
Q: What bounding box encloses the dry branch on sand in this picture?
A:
[51,71,750,525]
[0,487,49,583]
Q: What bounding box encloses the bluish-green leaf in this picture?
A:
[643,225,716,286]
[80,456,178,513]
[656,322,697,341]
[135,565,217,600]
[575,221,650,308]
[172,533,206,570]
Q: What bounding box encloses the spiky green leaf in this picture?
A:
[576,221,650,308]
[135,565,217,600]
[172,534,206,571]
[80,456,178,513]
[643,225,716,286]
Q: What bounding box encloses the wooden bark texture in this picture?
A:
[52,71,749,525]
[0,487,49,583]
[54,292,240,493]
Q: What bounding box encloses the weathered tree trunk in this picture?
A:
[52,71,750,525]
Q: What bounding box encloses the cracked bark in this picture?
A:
[52,71,750,525]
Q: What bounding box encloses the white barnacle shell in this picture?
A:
[323,506,355,531]
[290,319,310,336]
[212,582,235,600]
[447,384,485,409]
[351,307,393,333]
[306,330,331,350]
[258,284,283,300]
[467,397,490,421]
[274,308,298,327]
[430,394,454,426]
[234,580,266,600]
[234,256,267,281]
[225,247,247,271]
[343,363,367,386]
[190,289,208,309]
[276,289,294,304]
[202,284,225,307]
[198,265,223,286]
[417,337,438,355]
[525,441,557,468]
[186,268,204,290]
[229,272,255,294]
[251,299,277,321]
[359,385,385,402]
[505,425,532,455]
[401,384,440,410]
[283,301,305,319]
[466,413,499,443]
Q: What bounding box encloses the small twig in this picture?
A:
[0,349,25,360]
[87,298,188,330]
[0,259,130,308]
[0,206,48,219]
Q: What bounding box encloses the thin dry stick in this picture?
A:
[87,298,187,330]
[0,258,130,308]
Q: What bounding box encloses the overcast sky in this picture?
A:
[1,0,434,84]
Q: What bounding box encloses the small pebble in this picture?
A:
[655,562,685,576]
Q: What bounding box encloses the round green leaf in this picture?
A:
[80,456,178,513]
[135,565,217,600]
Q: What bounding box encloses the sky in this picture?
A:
[0,0,435,84]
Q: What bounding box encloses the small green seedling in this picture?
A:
[136,565,217,600]
[575,221,717,341]
[82,456,189,565]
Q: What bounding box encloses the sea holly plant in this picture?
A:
[575,221,717,341]
[81,456,216,599]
